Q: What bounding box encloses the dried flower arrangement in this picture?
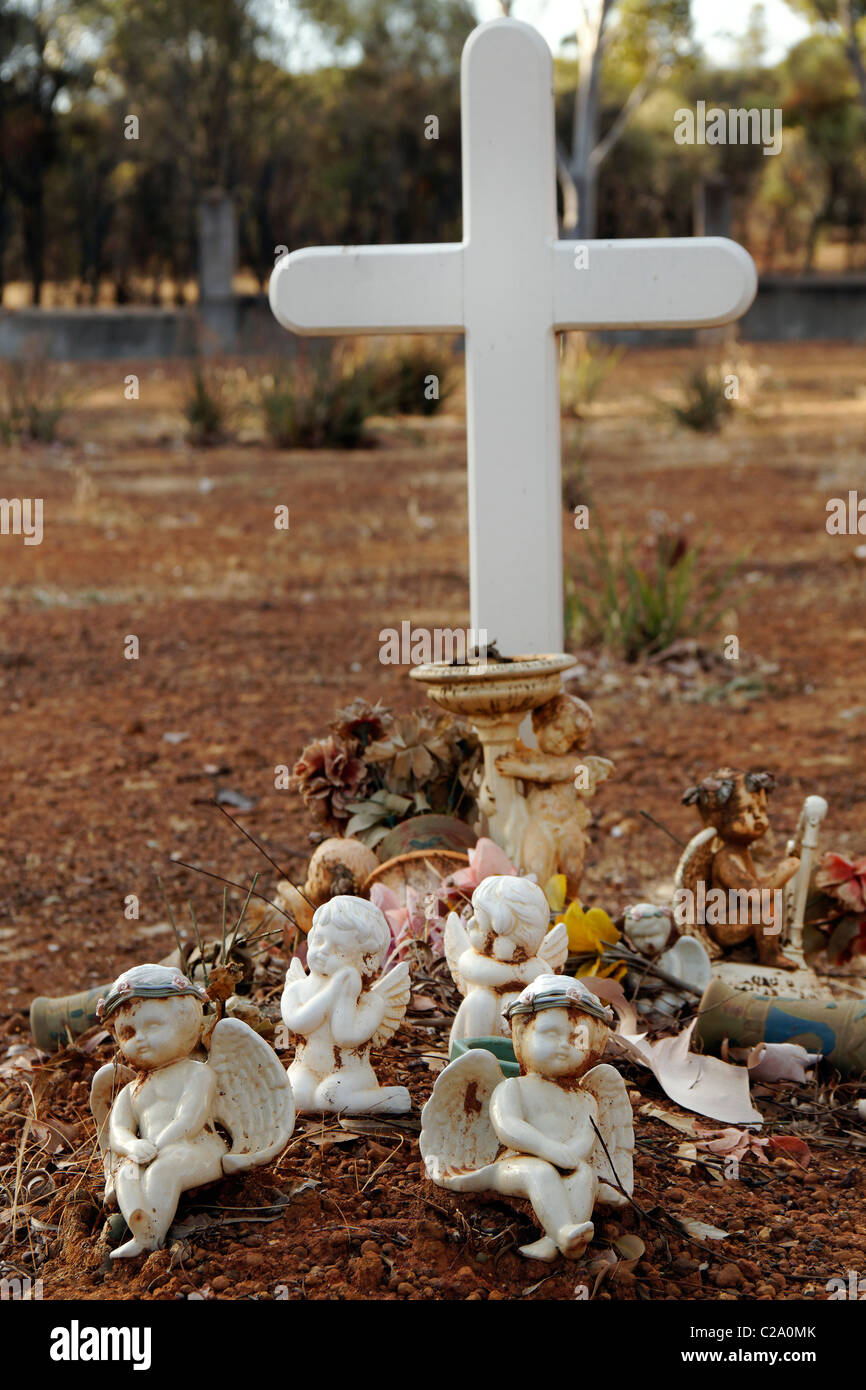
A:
[290,697,482,848]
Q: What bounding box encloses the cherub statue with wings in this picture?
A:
[280,895,411,1114]
[421,974,634,1262]
[445,874,568,1052]
[90,964,295,1259]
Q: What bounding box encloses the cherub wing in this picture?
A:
[208,1018,295,1174]
[370,959,411,1046]
[89,1060,136,1204]
[444,910,471,994]
[673,826,724,960]
[579,755,615,795]
[537,921,568,973]
[582,1063,634,1205]
[89,1060,135,1157]
[420,1049,503,1187]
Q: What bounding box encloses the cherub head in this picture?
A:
[468,875,550,960]
[307,895,390,979]
[97,964,208,1070]
[624,903,673,958]
[682,767,775,846]
[506,974,613,1080]
[531,693,593,756]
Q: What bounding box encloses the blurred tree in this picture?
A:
[787,0,866,110]
[0,1,91,303]
[555,0,692,238]
[292,0,477,77]
[777,33,866,266]
[91,0,274,294]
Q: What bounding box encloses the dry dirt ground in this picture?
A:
[1,342,865,1301]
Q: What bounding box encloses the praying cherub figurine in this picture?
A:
[421,974,634,1261]
[495,694,613,897]
[678,768,800,969]
[89,964,294,1259]
[280,895,411,1114]
[445,874,568,1052]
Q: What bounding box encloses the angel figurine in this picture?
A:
[623,902,711,1018]
[495,694,614,898]
[421,974,634,1261]
[677,767,800,969]
[445,874,568,1052]
[89,964,294,1259]
[280,895,411,1114]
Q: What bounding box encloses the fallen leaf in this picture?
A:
[678,1219,729,1241]
[612,1020,762,1125]
[767,1135,812,1169]
[613,1234,645,1261]
[409,994,437,1013]
[32,1118,81,1153]
[639,1101,702,1137]
[0,1048,41,1076]
[585,1248,618,1298]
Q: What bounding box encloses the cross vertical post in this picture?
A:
[269,19,757,656]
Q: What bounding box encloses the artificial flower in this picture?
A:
[555,901,625,979]
[330,697,393,748]
[815,852,866,914]
[290,734,369,831]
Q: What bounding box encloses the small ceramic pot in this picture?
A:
[696,977,866,1075]
[449,1034,520,1077]
[376,814,477,862]
[30,984,110,1052]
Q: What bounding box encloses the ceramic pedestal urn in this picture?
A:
[409,653,576,860]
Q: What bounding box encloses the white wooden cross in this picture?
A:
[269,18,757,655]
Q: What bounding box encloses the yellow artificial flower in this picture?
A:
[553,900,626,981]
[544,874,568,914]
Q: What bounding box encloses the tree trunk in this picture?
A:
[22,189,45,306]
[575,169,598,240]
[840,0,866,112]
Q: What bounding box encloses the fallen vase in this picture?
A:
[696,977,866,1075]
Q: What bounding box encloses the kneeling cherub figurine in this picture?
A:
[421,974,634,1261]
[444,874,568,1052]
[280,896,411,1114]
[90,964,294,1259]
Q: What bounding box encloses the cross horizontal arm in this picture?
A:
[552,237,757,330]
[269,244,465,335]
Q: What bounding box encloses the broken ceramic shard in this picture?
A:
[495,693,614,899]
[624,902,711,1017]
[90,964,294,1259]
[421,973,634,1261]
[445,873,568,1052]
[280,895,411,1113]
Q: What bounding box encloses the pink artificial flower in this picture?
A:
[370,882,428,959]
[447,837,518,894]
[816,852,866,913]
[370,838,518,962]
